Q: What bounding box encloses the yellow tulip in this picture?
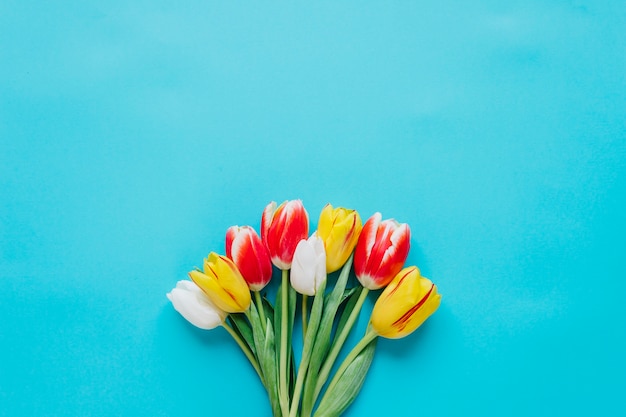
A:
[316,204,363,273]
[370,266,441,339]
[189,252,251,313]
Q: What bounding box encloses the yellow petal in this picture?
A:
[317,205,363,273]
[370,267,441,339]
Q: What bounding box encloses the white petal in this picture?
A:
[167,281,226,330]
[290,239,316,295]
[310,235,327,292]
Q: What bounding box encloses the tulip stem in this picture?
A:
[222,322,263,380]
[289,281,326,417]
[279,269,290,417]
[321,329,378,404]
[302,294,309,337]
[312,287,370,403]
[255,291,267,328]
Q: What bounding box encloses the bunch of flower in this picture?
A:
[167,200,441,417]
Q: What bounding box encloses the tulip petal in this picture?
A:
[291,240,317,295]
[354,213,410,289]
[263,200,309,270]
[227,226,272,291]
[370,267,441,339]
[291,235,326,295]
[261,201,278,242]
[167,280,226,330]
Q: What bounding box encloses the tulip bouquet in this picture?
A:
[167,200,441,417]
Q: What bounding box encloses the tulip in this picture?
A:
[225,225,273,291]
[354,212,410,290]
[370,266,441,339]
[290,234,326,296]
[189,252,251,313]
[316,204,363,273]
[167,280,227,330]
[261,200,309,270]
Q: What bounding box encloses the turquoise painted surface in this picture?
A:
[1,2,625,416]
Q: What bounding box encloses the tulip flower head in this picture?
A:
[167,280,227,330]
[370,266,441,339]
[354,212,411,290]
[189,252,251,313]
[261,200,309,270]
[290,234,327,296]
[316,204,363,273]
[226,225,273,292]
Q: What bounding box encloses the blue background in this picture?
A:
[1,1,625,416]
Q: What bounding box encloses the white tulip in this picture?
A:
[167,280,227,330]
[290,234,327,296]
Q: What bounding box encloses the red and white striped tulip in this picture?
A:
[354,212,411,290]
[261,200,309,270]
[226,225,273,291]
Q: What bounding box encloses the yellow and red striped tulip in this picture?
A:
[370,266,441,339]
[261,200,309,270]
[189,252,251,313]
[226,225,273,291]
[354,212,410,290]
[316,204,363,273]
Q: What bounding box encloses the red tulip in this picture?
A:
[261,200,309,270]
[354,212,410,290]
[226,225,273,291]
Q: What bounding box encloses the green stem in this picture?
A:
[279,269,290,416]
[289,282,325,417]
[302,294,309,337]
[320,329,378,404]
[222,321,263,380]
[312,287,370,403]
[255,291,267,328]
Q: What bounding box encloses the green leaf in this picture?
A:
[249,302,281,416]
[287,285,297,394]
[274,281,284,366]
[228,313,256,357]
[262,295,275,325]
[313,338,378,417]
[263,318,281,417]
[329,288,363,354]
[301,260,353,416]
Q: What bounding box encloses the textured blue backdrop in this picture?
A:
[1,1,625,416]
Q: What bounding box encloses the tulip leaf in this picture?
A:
[273,279,298,409]
[249,301,281,416]
[263,318,281,417]
[261,296,275,325]
[324,287,356,307]
[288,285,297,394]
[301,260,353,416]
[329,288,362,354]
[313,337,378,417]
[274,281,284,366]
[228,313,256,357]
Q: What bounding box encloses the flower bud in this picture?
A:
[261,200,309,270]
[226,225,273,291]
[354,212,410,290]
[290,234,326,295]
[167,280,227,330]
[189,252,251,313]
[316,204,363,273]
[370,266,441,339]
